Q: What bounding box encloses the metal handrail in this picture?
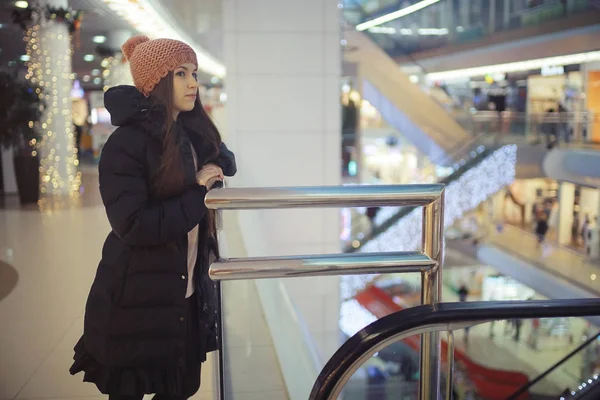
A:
[210,251,436,280]
[454,111,597,123]
[205,184,444,209]
[309,299,600,400]
[206,184,446,399]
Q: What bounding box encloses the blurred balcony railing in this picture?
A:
[452,110,598,146]
[344,0,597,56]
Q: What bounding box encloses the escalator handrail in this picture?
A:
[309,298,600,400]
[507,329,600,400]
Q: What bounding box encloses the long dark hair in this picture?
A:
[149,72,221,196]
[149,72,222,239]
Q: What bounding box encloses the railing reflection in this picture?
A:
[453,111,598,145]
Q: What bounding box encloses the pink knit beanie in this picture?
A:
[122,35,198,97]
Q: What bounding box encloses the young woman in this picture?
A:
[69,35,236,399]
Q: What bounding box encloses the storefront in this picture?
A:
[433,64,584,117]
[487,178,559,227]
[583,61,600,142]
[556,182,600,256]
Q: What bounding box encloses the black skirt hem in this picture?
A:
[69,337,191,396]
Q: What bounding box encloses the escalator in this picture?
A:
[343,28,471,162]
[312,298,600,400]
[344,142,517,254]
[354,285,530,400]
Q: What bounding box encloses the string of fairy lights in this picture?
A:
[24,22,81,197]
[101,52,133,90]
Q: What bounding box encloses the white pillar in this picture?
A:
[459,0,470,27]
[223,0,341,362]
[489,0,496,33]
[441,0,454,38]
[104,30,133,88]
[558,182,575,245]
[25,0,79,196]
[503,0,511,29]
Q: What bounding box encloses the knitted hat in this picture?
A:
[121,35,198,97]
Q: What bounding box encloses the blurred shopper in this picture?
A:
[514,319,523,343]
[366,206,381,227]
[572,215,581,246]
[528,318,541,350]
[69,35,237,399]
[543,108,558,149]
[458,285,470,343]
[535,212,549,247]
[582,214,591,246]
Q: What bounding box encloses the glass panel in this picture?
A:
[333,317,599,399]
[340,271,599,399]
[346,0,598,57]
[524,329,600,398]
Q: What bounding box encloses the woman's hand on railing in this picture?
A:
[197,164,224,190]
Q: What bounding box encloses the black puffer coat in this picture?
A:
[70,86,236,393]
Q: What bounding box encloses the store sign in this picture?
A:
[541,65,565,77]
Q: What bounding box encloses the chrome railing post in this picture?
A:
[420,191,445,400]
[205,184,446,399]
[445,331,455,400]
[214,208,225,400]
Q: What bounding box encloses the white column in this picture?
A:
[441,0,454,38]
[223,0,341,362]
[25,0,79,196]
[558,182,575,245]
[489,0,496,33]
[503,0,511,29]
[104,29,133,88]
[459,0,470,27]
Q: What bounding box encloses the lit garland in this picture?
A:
[24,22,81,197]
[12,4,82,34]
[339,145,518,299]
[101,52,133,91]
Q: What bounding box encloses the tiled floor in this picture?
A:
[0,168,287,400]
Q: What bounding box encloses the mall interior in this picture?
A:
[1,0,600,399]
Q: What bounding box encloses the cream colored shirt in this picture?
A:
[186,145,200,298]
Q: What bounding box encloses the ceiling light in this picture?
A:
[20,55,30,61]
[91,69,100,76]
[356,0,441,31]
[93,35,106,44]
[100,59,109,68]
[15,1,29,9]
[368,26,396,35]
[83,54,95,62]
[418,28,449,36]
[102,0,225,78]
[93,77,102,85]
[0,24,4,29]
[83,75,91,82]
[426,51,600,82]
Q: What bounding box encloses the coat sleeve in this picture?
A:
[216,142,237,177]
[99,130,208,247]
